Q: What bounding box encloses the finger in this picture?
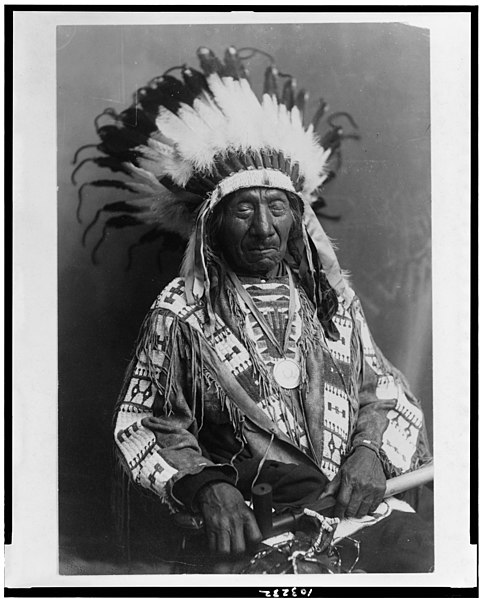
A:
[355,499,372,519]
[207,530,217,553]
[344,490,362,518]
[369,496,383,514]
[230,520,246,555]
[243,512,262,546]
[216,529,231,556]
[335,480,353,519]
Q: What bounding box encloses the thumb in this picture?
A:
[320,472,341,499]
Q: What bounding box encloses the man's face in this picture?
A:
[216,187,294,277]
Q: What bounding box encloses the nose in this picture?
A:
[250,204,275,239]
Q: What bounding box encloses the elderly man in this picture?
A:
[79,46,432,571]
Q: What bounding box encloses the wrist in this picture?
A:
[173,467,237,512]
[351,440,381,459]
[196,480,235,506]
[354,445,378,456]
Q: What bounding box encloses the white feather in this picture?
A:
[130,69,334,227]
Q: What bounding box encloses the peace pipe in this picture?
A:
[255,461,434,539]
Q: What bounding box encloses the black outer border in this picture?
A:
[1,588,481,599]
[4,4,478,598]
[5,0,13,550]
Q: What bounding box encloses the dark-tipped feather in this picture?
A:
[311,196,341,220]
[223,46,248,80]
[310,196,327,211]
[72,156,133,186]
[182,67,210,97]
[72,143,100,165]
[126,227,164,271]
[282,78,296,110]
[311,98,328,131]
[77,180,135,224]
[94,107,118,133]
[263,66,279,99]
[320,126,343,151]
[295,89,309,122]
[134,75,195,117]
[91,214,144,265]
[327,111,359,131]
[83,201,147,246]
[117,106,157,135]
[71,158,96,186]
[197,47,225,75]
[97,124,149,155]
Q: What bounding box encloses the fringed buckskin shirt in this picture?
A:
[113,271,431,513]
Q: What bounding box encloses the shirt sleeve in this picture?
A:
[113,304,236,512]
[350,296,432,478]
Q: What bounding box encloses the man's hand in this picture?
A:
[323,446,386,519]
[196,482,262,556]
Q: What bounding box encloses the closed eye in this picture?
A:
[233,203,254,218]
[269,201,288,214]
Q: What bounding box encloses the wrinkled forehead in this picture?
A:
[222,186,291,205]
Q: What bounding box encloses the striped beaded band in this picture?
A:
[210,168,298,208]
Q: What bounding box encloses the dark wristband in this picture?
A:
[172,467,236,512]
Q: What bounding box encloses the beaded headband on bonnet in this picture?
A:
[73,46,357,312]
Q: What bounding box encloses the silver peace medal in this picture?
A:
[272,358,301,389]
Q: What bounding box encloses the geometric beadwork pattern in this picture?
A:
[379,372,423,471]
[158,278,254,376]
[315,298,356,480]
[354,307,384,375]
[210,325,252,375]
[154,277,187,313]
[375,373,401,401]
[127,377,156,408]
[137,446,178,497]
[324,310,353,364]
[381,410,420,471]
[259,392,310,453]
[320,381,350,480]
[323,382,350,438]
[377,374,423,429]
[321,431,347,480]
[114,414,179,500]
[241,279,302,365]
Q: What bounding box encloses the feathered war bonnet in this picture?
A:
[73,46,358,332]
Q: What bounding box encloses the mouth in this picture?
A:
[247,247,279,255]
